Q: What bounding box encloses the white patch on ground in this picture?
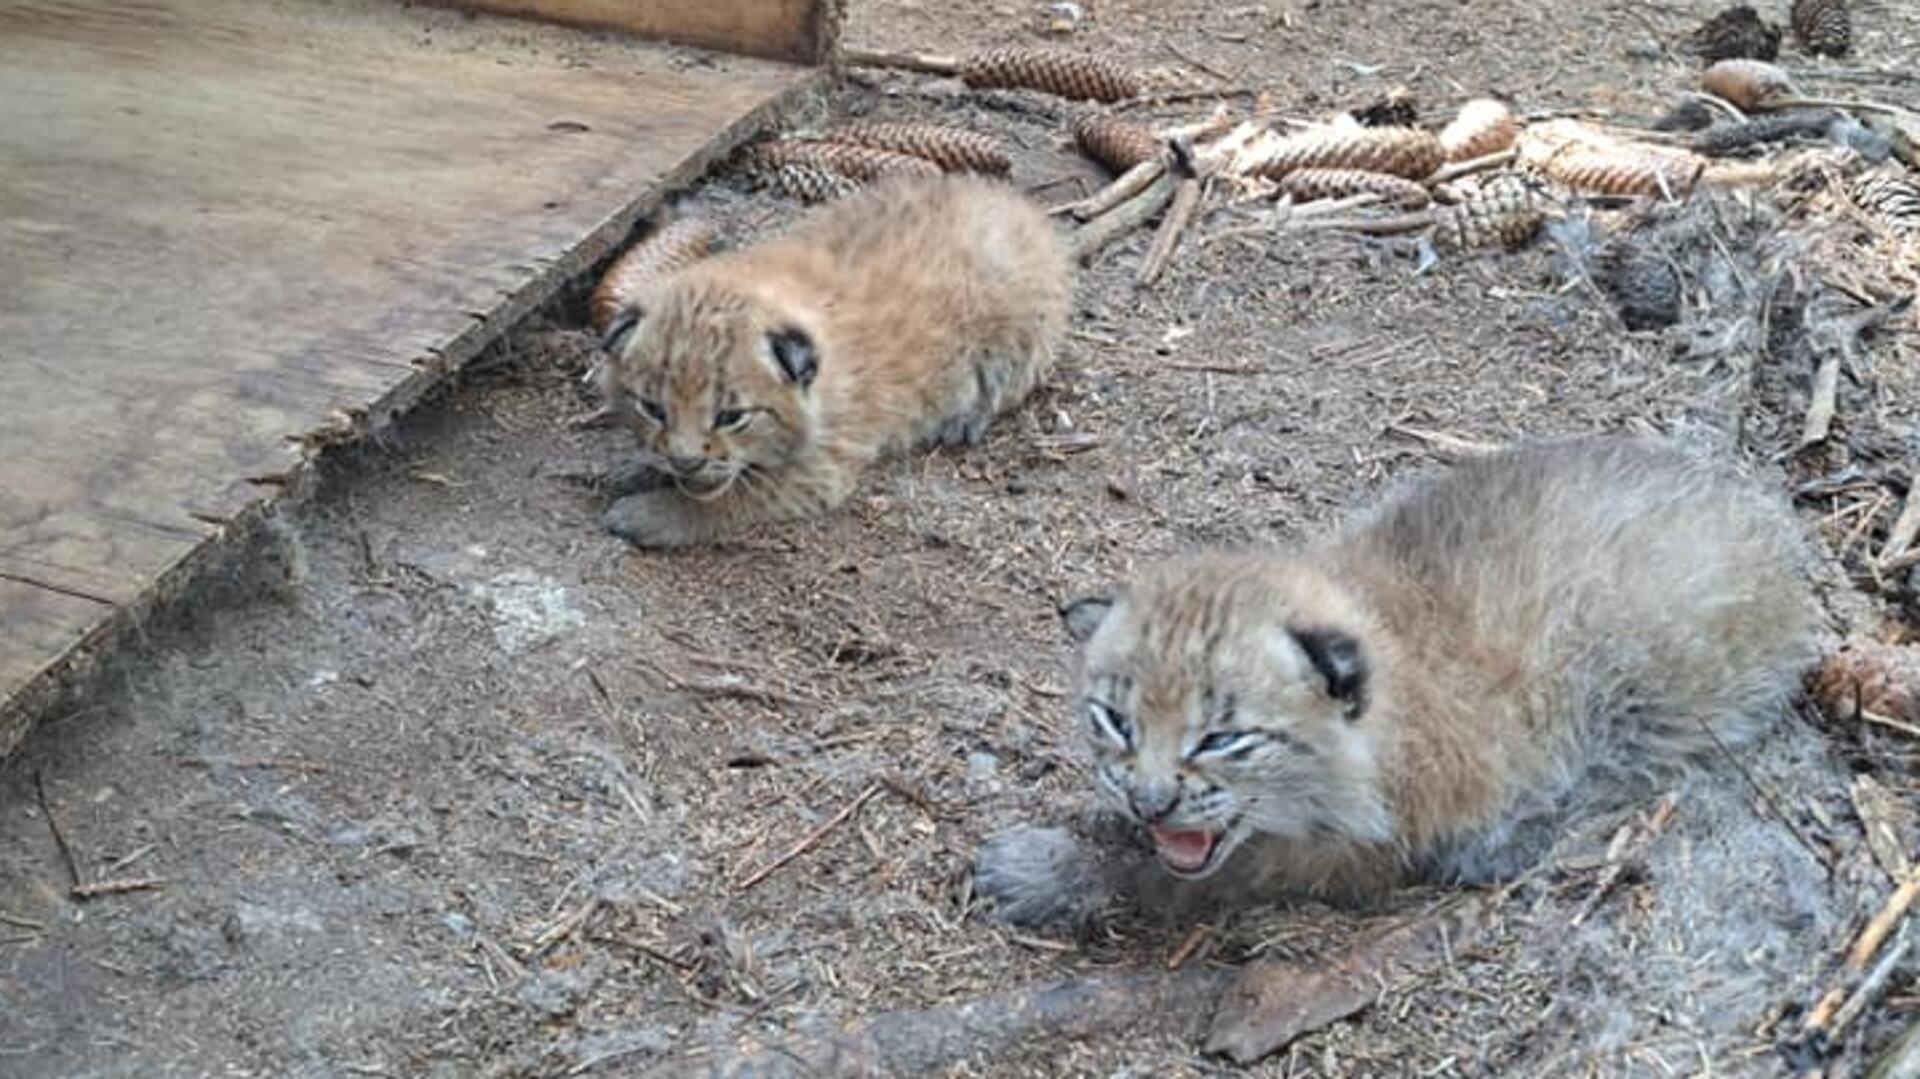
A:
[469,570,586,654]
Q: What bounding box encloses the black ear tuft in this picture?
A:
[1292,626,1368,719]
[602,307,642,356]
[1059,594,1115,645]
[768,327,818,387]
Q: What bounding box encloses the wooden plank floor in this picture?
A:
[0,0,814,752]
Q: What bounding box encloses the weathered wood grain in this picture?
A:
[431,0,841,63]
[0,0,817,757]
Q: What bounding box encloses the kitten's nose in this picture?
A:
[665,454,704,475]
[1129,782,1182,824]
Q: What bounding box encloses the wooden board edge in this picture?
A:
[423,1,847,66]
[0,68,828,763]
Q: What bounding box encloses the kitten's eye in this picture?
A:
[1191,730,1253,759]
[637,398,667,424]
[712,407,751,432]
[1085,701,1132,748]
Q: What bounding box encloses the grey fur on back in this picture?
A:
[1331,437,1819,882]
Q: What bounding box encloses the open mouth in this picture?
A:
[1149,823,1229,877]
[672,471,735,501]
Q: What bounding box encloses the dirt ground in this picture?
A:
[5,1,1920,1076]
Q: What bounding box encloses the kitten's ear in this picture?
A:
[1292,626,1368,720]
[768,327,818,387]
[1059,594,1116,645]
[602,307,642,356]
[1290,625,1367,718]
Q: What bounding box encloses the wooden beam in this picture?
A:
[0,0,819,760]
[429,0,843,65]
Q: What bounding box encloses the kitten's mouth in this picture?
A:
[672,471,735,501]
[1149,823,1229,877]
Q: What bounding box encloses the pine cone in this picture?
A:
[1277,167,1431,208]
[749,140,942,203]
[1852,170,1920,236]
[1685,5,1782,63]
[1791,0,1851,57]
[1518,121,1705,197]
[1542,145,1705,196]
[827,121,1012,175]
[1435,175,1544,251]
[768,163,862,203]
[1439,99,1519,163]
[1250,126,1444,181]
[1810,642,1920,724]
[1701,59,1795,111]
[1072,113,1163,173]
[960,46,1141,103]
[589,218,717,334]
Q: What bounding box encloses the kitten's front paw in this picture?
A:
[603,490,699,548]
[971,826,1102,931]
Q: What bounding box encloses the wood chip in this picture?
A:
[1852,774,1917,883]
[1205,896,1490,1063]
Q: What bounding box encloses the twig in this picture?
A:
[1570,795,1678,927]
[1167,923,1215,969]
[1879,487,1920,572]
[1030,431,1104,456]
[475,932,528,983]
[526,897,600,959]
[177,755,331,773]
[1200,193,1386,247]
[1058,158,1166,220]
[1850,870,1920,972]
[1384,423,1504,459]
[879,770,945,817]
[0,911,45,931]
[1114,86,1260,111]
[642,658,809,710]
[105,843,156,877]
[1297,209,1438,235]
[1832,923,1913,1041]
[1865,1015,1920,1079]
[1696,715,1829,870]
[1798,347,1842,449]
[1163,39,1232,82]
[1008,932,1077,954]
[1864,709,1920,741]
[1072,172,1178,262]
[71,877,165,900]
[608,934,697,971]
[1136,144,1204,287]
[1425,148,1519,186]
[1162,360,1271,375]
[1800,297,1911,453]
[32,771,82,890]
[735,782,883,892]
[1802,919,1917,1057]
[659,965,1232,1076]
[1770,96,1907,117]
[840,46,962,76]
